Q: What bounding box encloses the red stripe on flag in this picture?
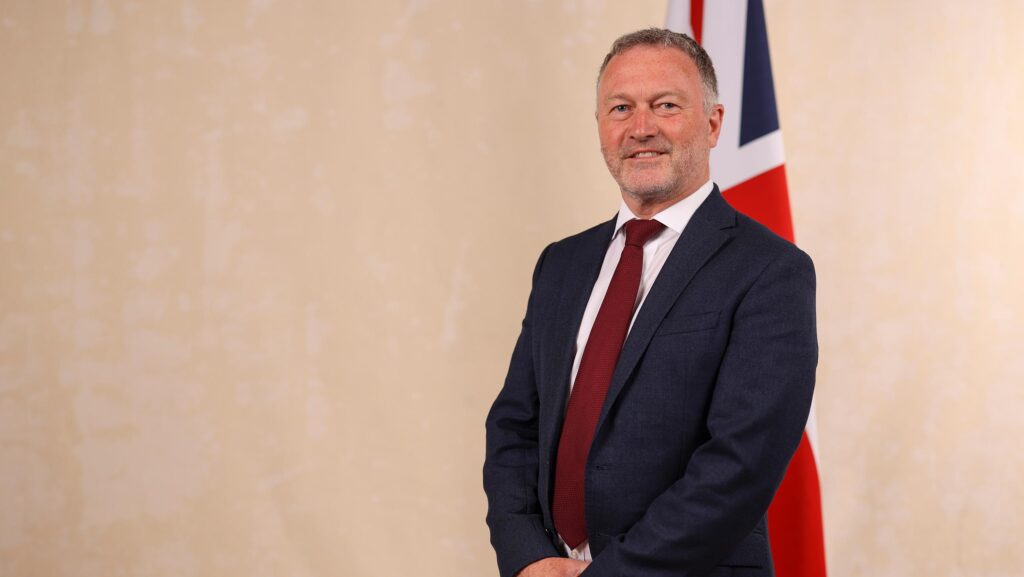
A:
[690,0,704,44]
[768,433,828,577]
[721,164,795,243]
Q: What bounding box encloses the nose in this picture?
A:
[630,106,658,140]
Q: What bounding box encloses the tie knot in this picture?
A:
[624,218,665,248]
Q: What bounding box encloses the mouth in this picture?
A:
[625,150,666,160]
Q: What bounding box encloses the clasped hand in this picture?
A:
[516,557,589,577]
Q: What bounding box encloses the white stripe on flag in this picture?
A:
[664,1,693,37]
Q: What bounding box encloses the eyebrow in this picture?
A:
[603,90,685,103]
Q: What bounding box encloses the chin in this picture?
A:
[623,180,677,203]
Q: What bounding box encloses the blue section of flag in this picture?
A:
[739,0,779,146]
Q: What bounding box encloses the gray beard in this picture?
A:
[620,181,680,205]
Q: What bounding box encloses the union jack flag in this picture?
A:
[667,1,828,576]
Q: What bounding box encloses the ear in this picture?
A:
[707,104,724,148]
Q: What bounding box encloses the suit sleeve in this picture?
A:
[583,246,818,577]
[484,244,562,577]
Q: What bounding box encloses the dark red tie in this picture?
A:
[552,218,666,549]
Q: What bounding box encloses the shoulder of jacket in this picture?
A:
[731,211,813,263]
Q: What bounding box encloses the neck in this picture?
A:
[623,187,696,219]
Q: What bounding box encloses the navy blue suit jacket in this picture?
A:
[483,189,817,577]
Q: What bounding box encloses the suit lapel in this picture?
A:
[594,190,737,441]
[540,217,617,456]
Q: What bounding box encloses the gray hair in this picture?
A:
[597,28,719,113]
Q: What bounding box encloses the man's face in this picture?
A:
[597,45,723,207]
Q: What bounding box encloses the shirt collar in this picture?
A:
[612,179,716,238]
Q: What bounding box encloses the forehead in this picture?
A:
[598,45,700,99]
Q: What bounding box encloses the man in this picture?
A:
[484,28,817,577]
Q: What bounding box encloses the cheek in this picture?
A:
[600,146,620,170]
[598,138,620,162]
[597,122,623,145]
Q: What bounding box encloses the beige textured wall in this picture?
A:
[768,2,1024,575]
[1,1,1021,576]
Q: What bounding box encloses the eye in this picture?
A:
[658,102,678,110]
[611,104,630,114]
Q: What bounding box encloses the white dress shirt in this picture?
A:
[559,180,715,561]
